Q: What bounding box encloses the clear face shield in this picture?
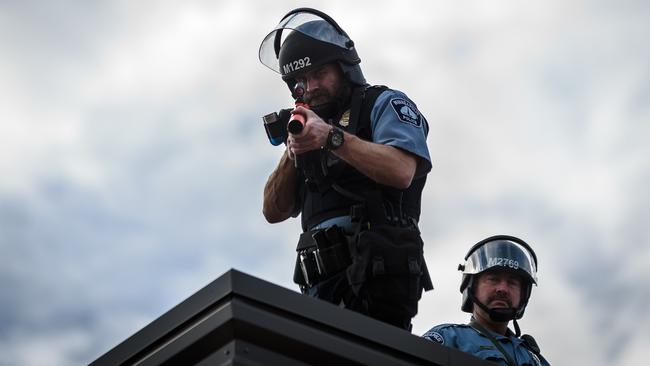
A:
[461,239,538,285]
[259,11,352,74]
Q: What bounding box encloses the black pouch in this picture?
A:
[345,225,433,318]
[293,229,318,287]
[293,226,354,287]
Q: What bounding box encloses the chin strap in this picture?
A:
[513,318,521,337]
[469,292,517,321]
[468,292,523,337]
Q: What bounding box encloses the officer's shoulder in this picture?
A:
[367,85,407,101]
[441,323,473,331]
[423,323,470,343]
[370,86,422,114]
[427,323,474,336]
[427,322,460,330]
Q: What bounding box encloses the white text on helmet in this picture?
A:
[283,57,312,75]
[487,257,519,270]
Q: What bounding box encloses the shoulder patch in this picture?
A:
[390,98,422,127]
[423,331,445,345]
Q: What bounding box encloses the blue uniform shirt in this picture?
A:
[370,89,432,178]
[423,321,550,366]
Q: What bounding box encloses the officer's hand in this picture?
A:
[288,106,330,155]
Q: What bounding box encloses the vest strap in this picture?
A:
[468,319,518,366]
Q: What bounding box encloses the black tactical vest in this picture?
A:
[298,85,427,231]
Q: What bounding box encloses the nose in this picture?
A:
[304,76,320,93]
[494,279,510,294]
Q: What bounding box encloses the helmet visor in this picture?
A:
[462,239,538,284]
[259,11,351,73]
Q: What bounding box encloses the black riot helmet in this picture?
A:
[259,8,366,90]
[458,235,538,326]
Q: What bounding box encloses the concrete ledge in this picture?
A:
[91,269,492,366]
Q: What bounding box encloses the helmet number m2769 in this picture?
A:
[283,57,312,75]
[487,257,519,270]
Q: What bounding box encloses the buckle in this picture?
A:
[299,248,323,287]
[314,248,326,276]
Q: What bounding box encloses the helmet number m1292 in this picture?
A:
[283,57,312,75]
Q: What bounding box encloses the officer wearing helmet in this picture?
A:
[260,8,433,331]
[423,235,550,365]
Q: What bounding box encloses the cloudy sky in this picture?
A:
[1,0,648,365]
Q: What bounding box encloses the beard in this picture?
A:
[306,80,352,120]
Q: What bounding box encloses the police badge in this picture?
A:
[338,109,350,127]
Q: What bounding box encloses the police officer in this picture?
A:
[423,235,550,365]
[259,8,433,330]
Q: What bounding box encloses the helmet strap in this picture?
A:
[513,318,521,337]
[469,291,517,323]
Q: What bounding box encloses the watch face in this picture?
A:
[332,131,343,146]
[329,127,344,149]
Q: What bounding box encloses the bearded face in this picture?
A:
[294,63,352,120]
[474,270,523,313]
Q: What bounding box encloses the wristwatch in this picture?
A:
[326,126,345,150]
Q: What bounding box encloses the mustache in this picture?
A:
[305,92,330,104]
[488,293,512,307]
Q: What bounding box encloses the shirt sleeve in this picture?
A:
[422,324,456,346]
[424,324,512,365]
[370,89,432,178]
